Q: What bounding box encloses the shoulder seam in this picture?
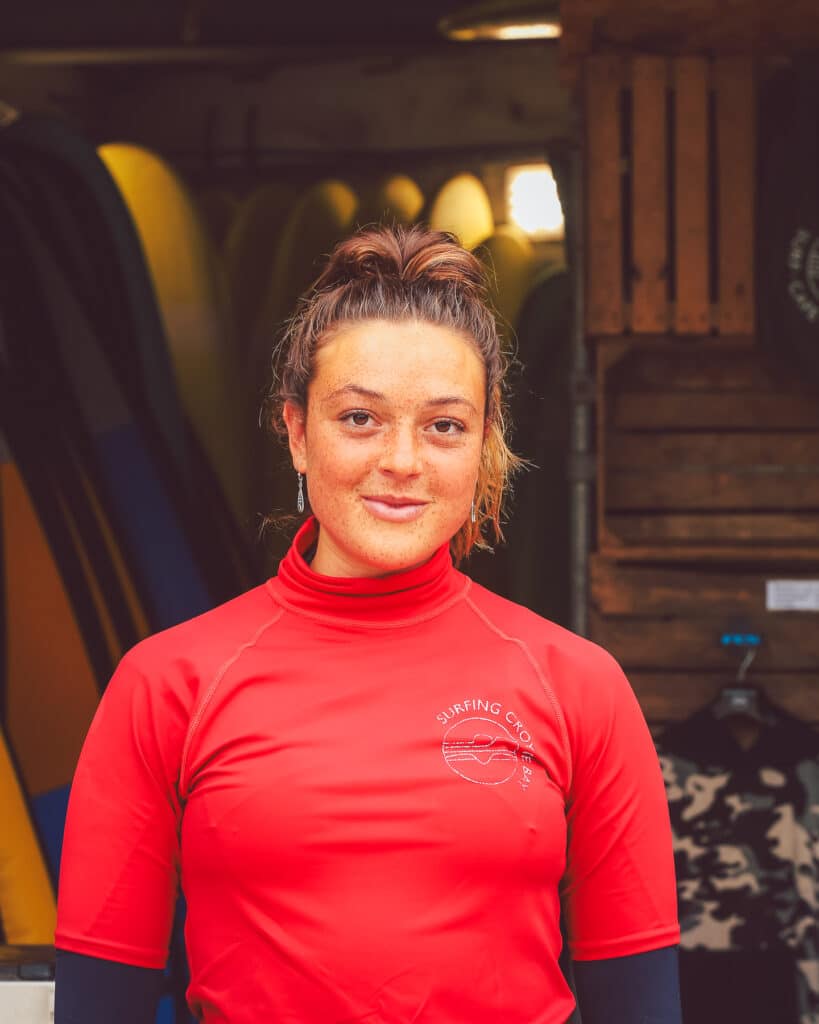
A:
[178,608,285,796]
[464,595,573,794]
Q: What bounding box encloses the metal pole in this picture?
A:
[568,140,593,638]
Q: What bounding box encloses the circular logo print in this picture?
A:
[442,716,519,785]
[787,227,819,323]
[807,236,819,303]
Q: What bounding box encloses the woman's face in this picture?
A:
[284,319,486,578]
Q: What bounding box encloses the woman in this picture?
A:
[54,224,681,1023]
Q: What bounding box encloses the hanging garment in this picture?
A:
[656,704,819,1024]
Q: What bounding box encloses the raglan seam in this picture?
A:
[178,608,285,797]
[464,595,573,794]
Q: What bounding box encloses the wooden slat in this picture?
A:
[598,542,819,563]
[715,56,755,334]
[629,672,819,723]
[607,432,819,468]
[610,392,819,430]
[586,56,624,334]
[673,57,710,333]
[590,557,819,615]
[605,513,819,548]
[564,0,819,51]
[607,347,792,393]
[589,610,819,671]
[607,466,819,510]
[595,339,819,562]
[596,338,634,557]
[631,57,669,332]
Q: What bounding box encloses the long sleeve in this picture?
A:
[54,946,683,1024]
[54,950,164,1024]
[573,946,682,1024]
[55,647,190,966]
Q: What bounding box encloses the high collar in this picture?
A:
[266,516,469,627]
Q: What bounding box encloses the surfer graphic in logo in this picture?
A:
[442,716,520,785]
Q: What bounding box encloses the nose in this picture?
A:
[379,424,422,477]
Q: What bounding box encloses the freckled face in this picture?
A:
[283,319,486,578]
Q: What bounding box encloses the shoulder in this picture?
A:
[464,579,625,696]
[111,583,282,708]
[463,580,639,774]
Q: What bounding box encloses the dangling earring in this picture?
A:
[297,472,305,514]
[470,498,477,524]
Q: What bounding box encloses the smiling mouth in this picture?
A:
[361,496,429,522]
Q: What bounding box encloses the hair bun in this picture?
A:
[315,224,487,297]
[316,228,403,288]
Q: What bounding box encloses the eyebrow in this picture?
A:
[324,384,480,414]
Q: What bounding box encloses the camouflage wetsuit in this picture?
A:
[657,704,819,1024]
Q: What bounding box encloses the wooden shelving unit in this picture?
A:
[567,29,819,723]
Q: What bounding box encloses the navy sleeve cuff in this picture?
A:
[572,945,682,1024]
[54,949,165,1024]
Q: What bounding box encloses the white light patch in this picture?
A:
[506,163,564,239]
[495,22,562,40]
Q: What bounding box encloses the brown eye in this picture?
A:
[433,419,462,434]
[347,411,371,427]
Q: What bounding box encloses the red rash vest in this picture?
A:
[56,517,679,1023]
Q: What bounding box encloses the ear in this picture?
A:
[282,400,308,473]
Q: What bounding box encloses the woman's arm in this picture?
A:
[573,946,682,1024]
[54,950,164,1024]
[55,649,191,1020]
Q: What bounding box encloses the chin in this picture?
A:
[357,530,448,575]
[312,507,460,578]
[366,544,437,575]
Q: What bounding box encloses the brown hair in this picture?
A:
[268,223,524,562]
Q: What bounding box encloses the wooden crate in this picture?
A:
[585,55,754,336]
[589,555,819,723]
[596,337,819,561]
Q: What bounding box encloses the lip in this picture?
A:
[362,496,429,523]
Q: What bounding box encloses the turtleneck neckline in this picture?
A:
[267,516,469,627]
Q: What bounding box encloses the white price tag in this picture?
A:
[766,580,819,612]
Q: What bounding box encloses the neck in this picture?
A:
[267,516,469,627]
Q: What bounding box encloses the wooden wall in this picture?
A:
[585,54,754,337]
[582,56,819,725]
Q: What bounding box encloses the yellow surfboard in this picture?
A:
[0,726,55,944]
[428,172,494,250]
[476,224,538,334]
[357,174,424,228]
[224,181,300,352]
[251,179,359,350]
[248,179,358,533]
[2,459,102,801]
[196,187,238,250]
[99,144,251,530]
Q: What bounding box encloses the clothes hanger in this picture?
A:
[711,647,766,723]
[710,631,777,726]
